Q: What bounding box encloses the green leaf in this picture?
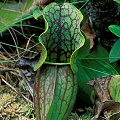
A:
[0,1,34,33]
[108,25,120,37]
[80,56,118,78]
[33,7,42,19]
[34,65,77,120]
[75,60,92,103]
[90,45,109,63]
[71,35,90,72]
[109,75,120,102]
[111,62,120,74]
[34,3,85,70]
[113,0,120,4]
[76,55,118,103]
[109,39,120,63]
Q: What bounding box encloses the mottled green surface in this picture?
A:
[34,65,56,120]
[34,3,84,70]
[33,3,84,120]
[42,3,84,62]
[34,65,77,120]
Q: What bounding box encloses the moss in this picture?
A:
[68,111,93,120]
[0,92,35,120]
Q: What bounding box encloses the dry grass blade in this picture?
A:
[0,53,8,60]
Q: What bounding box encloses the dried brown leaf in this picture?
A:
[81,18,96,49]
[88,76,120,120]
